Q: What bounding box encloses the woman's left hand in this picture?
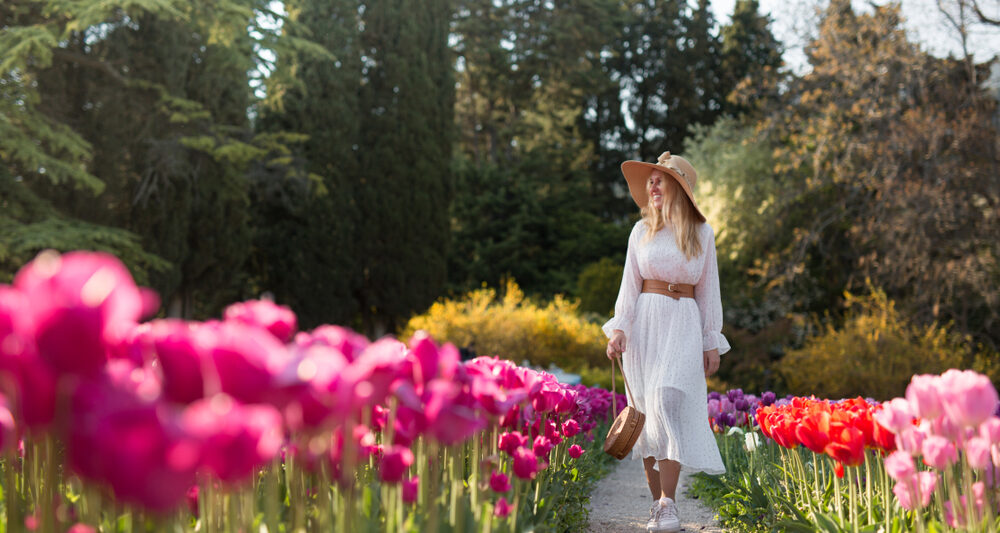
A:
[703,349,720,377]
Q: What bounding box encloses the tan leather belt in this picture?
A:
[641,279,695,299]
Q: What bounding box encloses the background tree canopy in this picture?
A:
[2,0,998,389]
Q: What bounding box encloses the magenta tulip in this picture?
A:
[180,395,284,483]
[402,476,419,503]
[224,299,297,343]
[562,419,581,438]
[568,444,585,459]
[499,431,528,456]
[533,435,554,459]
[512,447,540,480]
[490,471,511,492]
[494,497,512,518]
[379,445,415,483]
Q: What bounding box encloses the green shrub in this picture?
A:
[779,284,977,401]
[400,279,607,371]
[575,257,622,317]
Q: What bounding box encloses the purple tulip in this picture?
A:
[727,389,744,403]
[761,391,776,406]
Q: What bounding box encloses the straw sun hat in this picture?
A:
[620,151,705,221]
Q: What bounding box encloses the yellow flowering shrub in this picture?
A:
[400,280,607,371]
[780,286,980,401]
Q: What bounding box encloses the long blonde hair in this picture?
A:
[641,172,705,260]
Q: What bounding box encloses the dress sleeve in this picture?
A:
[602,224,642,340]
[694,224,731,356]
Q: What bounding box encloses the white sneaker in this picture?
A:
[646,502,660,529]
[647,498,680,533]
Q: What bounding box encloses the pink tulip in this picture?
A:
[893,470,937,510]
[490,471,511,492]
[943,481,985,528]
[965,437,992,470]
[897,426,927,456]
[499,431,528,456]
[407,332,459,386]
[922,435,958,470]
[883,451,916,482]
[494,497,512,518]
[224,299,297,343]
[179,395,284,483]
[14,251,157,377]
[67,525,96,533]
[979,416,1000,443]
[187,485,199,517]
[873,398,914,434]
[906,374,944,421]
[544,420,563,445]
[139,320,207,404]
[379,445,415,483]
[201,321,289,404]
[402,476,419,503]
[568,444,585,459]
[937,370,1000,428]
[533,435,554,459]
[298,325,370,362]
[562,419,581,438]
[512,447,540,480]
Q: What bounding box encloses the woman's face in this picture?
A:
[648,170,670,210]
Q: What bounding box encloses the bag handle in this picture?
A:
[611,353,638,412]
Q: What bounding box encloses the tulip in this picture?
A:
[943,481,985,528]
[180,395,284,483]
[921,435,958,470]
[906,374,944,421]
[67,525,96,533]
[402,476,419,503]
[224,299,297,343]
[379,445,415,483]
[965,436,992,470]
[979,416,1000,443]
[938,369,999,428]
[490,471,511,492]
[897,426,927,456]
[893,471,937,510]
[562,419,581,437]
[512,447,539,480]
[760,391,776,406]
[494,497,512,518]
[499,431,528,456]
[873,398,914,434]
[884,450,916,482]
[568,444,585,459]
[533,435,554,460]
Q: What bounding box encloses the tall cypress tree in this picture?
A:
[357,0,455,337]
[253,0,363,328]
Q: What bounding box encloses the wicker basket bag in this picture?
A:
[603,354,645,460]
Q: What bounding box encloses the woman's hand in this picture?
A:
[703,349,720,377]
[606,330,627,359]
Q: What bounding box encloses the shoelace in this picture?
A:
[660,502,678,521]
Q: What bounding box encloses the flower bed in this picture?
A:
[0,251,623,531]
[692,375,1000,532]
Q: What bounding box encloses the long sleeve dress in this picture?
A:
[602,219,728,474]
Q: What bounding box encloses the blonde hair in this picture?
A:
[641,172,704,260]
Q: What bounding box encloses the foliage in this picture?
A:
[780,283,975,401]
[575,257,624,317]
[400,279,607,371]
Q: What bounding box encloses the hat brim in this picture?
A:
[620,160,706,221]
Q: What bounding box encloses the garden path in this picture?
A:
[586,457,725,532]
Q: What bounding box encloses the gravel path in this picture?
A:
[586,457,725,532]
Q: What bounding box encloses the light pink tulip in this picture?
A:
[965,437,992,470]
[979,416,1000,443]
[893,471,937,510]
[884,450,916,482]
[906,374,944,421]
[874,398,915,434]
[939,369,999,428]
[943,481,985,528]
[922,435,958,470]
[897,426,927,456]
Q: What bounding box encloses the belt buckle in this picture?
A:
[667,283,678,293]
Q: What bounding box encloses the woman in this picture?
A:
[603,151,729,533]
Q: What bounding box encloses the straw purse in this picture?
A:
[603,354,645,460]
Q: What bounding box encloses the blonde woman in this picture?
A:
[603,152,728,532]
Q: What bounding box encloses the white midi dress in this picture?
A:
[602,219,729,475]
